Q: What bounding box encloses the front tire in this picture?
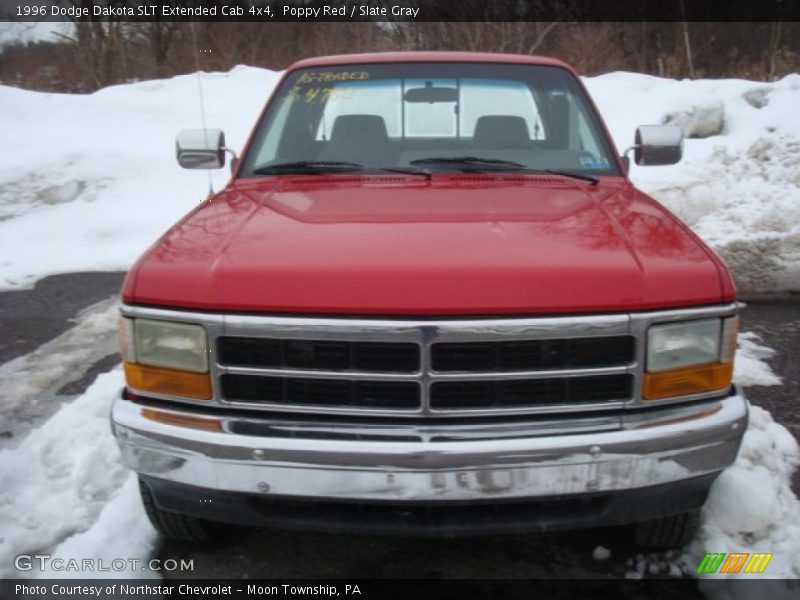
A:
[630,509,702,550]
[139,477,213,542]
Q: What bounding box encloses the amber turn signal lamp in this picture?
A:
[141,408,221,432]
[643,362,733,400]
[124,362,212,400]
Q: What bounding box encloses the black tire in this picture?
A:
[138,477,212,542]
[630,509,702,551]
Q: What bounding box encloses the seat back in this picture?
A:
[473,115,531,149]
[320,115,393,166]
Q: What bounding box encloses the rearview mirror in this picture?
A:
[176,129,226,169]
[404,82,458,104]
[633,125,683,166]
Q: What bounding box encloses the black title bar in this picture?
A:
[2,0,799,23]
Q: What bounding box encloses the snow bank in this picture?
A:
[733,332,782,388]
[0,368,157,578]
[585,72,800,295]
[625,334,800,581]
[0,66,279,290]
[36,477,159,579]
[697,405,800,577]
[0,67,798,294]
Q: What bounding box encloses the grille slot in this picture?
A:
[431,336,634,372]
[430,375,633,409]
[221,374,420,410]
[218,337,420,373]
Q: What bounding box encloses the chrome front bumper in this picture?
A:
[112,389,748,503]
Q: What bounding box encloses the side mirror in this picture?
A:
[631,125,683,166]
[176,129,226,169]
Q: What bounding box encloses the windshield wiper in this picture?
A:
[542,169,599,185]
[253,161,431,180]
[410,156,527,170]
[253,161,364,175]
[409,157,599,185]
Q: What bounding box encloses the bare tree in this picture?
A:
[53,0,131,87]
[3,12,799,93]
[678,0,695,78]
[134,22,181,76]
[767,21,783,80]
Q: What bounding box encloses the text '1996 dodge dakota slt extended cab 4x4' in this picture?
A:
[112,52,747,549]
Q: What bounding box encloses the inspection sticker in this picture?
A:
[580,156,611,169]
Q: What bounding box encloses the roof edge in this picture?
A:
[287,51,576,73]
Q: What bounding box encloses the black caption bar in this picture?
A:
[1,578,794,600]
[2,0,799,23]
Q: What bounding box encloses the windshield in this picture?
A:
[240,62,620,177]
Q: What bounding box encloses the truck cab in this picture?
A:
[112,53,746,549]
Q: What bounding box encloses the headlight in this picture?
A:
[646,318,721,372]
[643,316,738,400]
[119,317,211,400]
[134,319,208,373]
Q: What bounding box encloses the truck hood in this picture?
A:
[124,175,733,314]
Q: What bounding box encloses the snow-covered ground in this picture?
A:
[0,66,279,291]
[0,367,158,579]
[0,296,119,444]
[1,67,799,580]
[0,67,798,294]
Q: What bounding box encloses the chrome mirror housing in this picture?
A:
[632,125,683,166]
[176,129,226,169]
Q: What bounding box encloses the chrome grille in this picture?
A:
[213,313,638,417]
[120,303,739,418]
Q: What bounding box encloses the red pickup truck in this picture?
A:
[112,52,747,549]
